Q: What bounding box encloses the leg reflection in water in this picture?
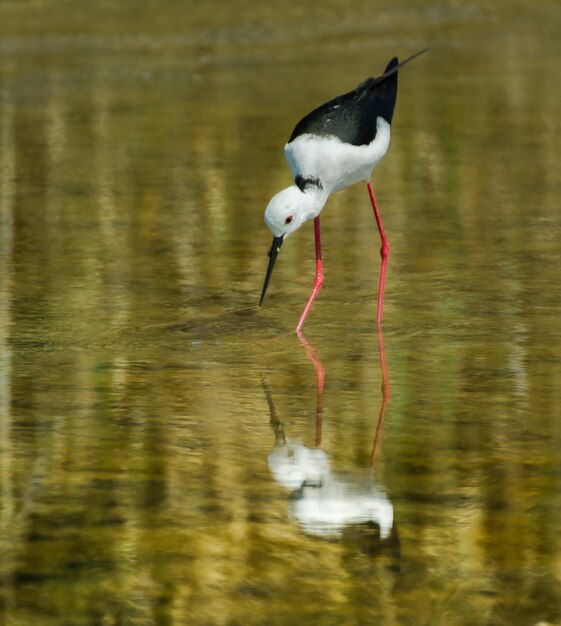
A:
[265,329,394,544]
[370,326,390,468]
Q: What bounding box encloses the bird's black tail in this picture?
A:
[360,48,428,90]
[359,48,428,123]
[379,47,429,82]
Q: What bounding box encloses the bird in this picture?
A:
[259,48,428,331]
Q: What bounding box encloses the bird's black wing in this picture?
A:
[288,57,399,147]
[287,50,427,147]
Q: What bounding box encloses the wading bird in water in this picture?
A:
[259,49,427,330]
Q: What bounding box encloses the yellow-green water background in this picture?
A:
[1,1,561,624]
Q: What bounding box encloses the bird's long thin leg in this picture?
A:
[367,182,389,326]
[295,216,324,333]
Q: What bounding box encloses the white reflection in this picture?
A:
[264,330,393,541]
[268,439,393,539]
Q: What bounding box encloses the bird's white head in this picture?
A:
[260,184,327,307]
[264,186,308,239]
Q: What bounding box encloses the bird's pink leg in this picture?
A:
[367,182,389,326]
[296,216,324,333]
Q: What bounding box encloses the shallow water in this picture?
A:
[1,1,561,624]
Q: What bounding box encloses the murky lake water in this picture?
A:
[1,1,561,624]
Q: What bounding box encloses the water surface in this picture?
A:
[1,1,561,624]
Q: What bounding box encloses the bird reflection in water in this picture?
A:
[266,330,394,547]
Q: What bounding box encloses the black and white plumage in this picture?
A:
[259,49,427,327]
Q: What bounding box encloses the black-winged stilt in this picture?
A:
[259,49,428,331]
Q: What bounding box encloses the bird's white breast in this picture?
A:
[284,117,391,194]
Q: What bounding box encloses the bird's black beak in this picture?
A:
[259,235,284,306]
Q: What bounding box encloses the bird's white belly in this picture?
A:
[284,117,391,193]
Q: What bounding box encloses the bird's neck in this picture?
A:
[297,184,329,221]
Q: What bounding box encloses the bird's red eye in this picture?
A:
[284,215,293,225]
